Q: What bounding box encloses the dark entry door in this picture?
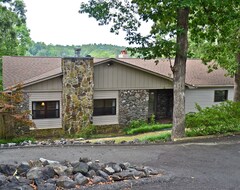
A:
[149,89,173,120]
[156,89,173,119]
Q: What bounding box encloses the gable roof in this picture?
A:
[2,56,234,90]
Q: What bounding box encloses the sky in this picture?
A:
[23,0,150,47]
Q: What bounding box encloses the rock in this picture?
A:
[17,162,30,176]
[74,173,89,185]
[26,167,44,180]
[88,162,101,171]
[56,176,77,189]
[64,166,73,176]
[41,166,55,180]
[28,160,42,167]
[103,166,115,175]
[112,164,122,173]
[7,143,16,147]
[37,183,56,190]
[72,162,89,174]
[119,162,131,170]
[39,158,60,165]
[113,170,135,180]
[92,176,106,184]
[143,166,159,175]
[0,173,7,186]
[49,163,67,176]
[79,157,91,163]
[97,170,109,179]
[0,164,17,176]
[87,169,96,178]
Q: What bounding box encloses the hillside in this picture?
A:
[26,42,127,58]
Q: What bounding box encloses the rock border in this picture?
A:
[0,157,169,190]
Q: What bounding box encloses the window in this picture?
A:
[214,90,228,102]
[32,101,60,119]
[93,99,116,116]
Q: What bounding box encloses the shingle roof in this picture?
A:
[3,56,62,89]
[2,56,234,90]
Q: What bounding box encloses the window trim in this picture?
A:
[32,101,60,119]
[214,90,228,102]
[93,99,117,116]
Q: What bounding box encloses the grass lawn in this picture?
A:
[83,130,171,143]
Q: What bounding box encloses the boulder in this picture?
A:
[74,173,89,185]
[17,162,30,176]
[0,173,7,186]
[97,170,109,180]
[72,162,89,175]
[0,164,17,176]
[56,176,77,189]
[26,167,44,180]
[37,183,56,190]
[92,176,106,184]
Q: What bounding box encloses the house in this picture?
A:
[2,54,234,133]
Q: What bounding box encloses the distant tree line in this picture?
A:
[26,42,126,58]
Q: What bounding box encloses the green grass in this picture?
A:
[0,137,35,144]
[139,131,171,142]
[126,124,172,135]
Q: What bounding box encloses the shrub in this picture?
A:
[186,101,240,136]
[126,124,172,135]
[77,125,97,139]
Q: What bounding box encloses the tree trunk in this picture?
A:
[233,54,240,102]
[171,7,190,140]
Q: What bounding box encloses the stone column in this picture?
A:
[62,57,94,134]
[119,90,149,125]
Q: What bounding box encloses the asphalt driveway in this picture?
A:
[0,135,240,189]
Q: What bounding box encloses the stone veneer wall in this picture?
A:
[62,57,94,134]
[119,90,149,125]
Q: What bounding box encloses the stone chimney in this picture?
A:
[62,57,94,134]
[118,50,129,58]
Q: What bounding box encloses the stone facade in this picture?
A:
[119,90,149,125]
[62,57,94,134]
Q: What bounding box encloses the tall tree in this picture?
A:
[190,0,240,101]
[0,0,31,89]
[80,0,195,139]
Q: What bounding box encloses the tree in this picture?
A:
[0,84,34,138]
[0,0,31,85]
[190,0,240,101]
[80,0,197,139]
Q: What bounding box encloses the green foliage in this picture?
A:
[77,125,97,139]
[80,0,195,59]
[140,132,171,142]
[186,101,240,136]
[190,0,240,76]
[26,42,126,58]
[0,137,35,144]
[127,124,172,135]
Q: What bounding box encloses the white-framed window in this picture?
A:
[32,101,60,119]
[93,99,116,116]
[214,90,228,102]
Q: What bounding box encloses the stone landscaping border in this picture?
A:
[0,157,170,190]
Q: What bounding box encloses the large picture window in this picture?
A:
[214,90,228,102]
[93,99,116,116]
[32,101,60,119]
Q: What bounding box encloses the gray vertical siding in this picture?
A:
[185,87,234,113]
[24,77,62,91]
[94,63,173,90]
